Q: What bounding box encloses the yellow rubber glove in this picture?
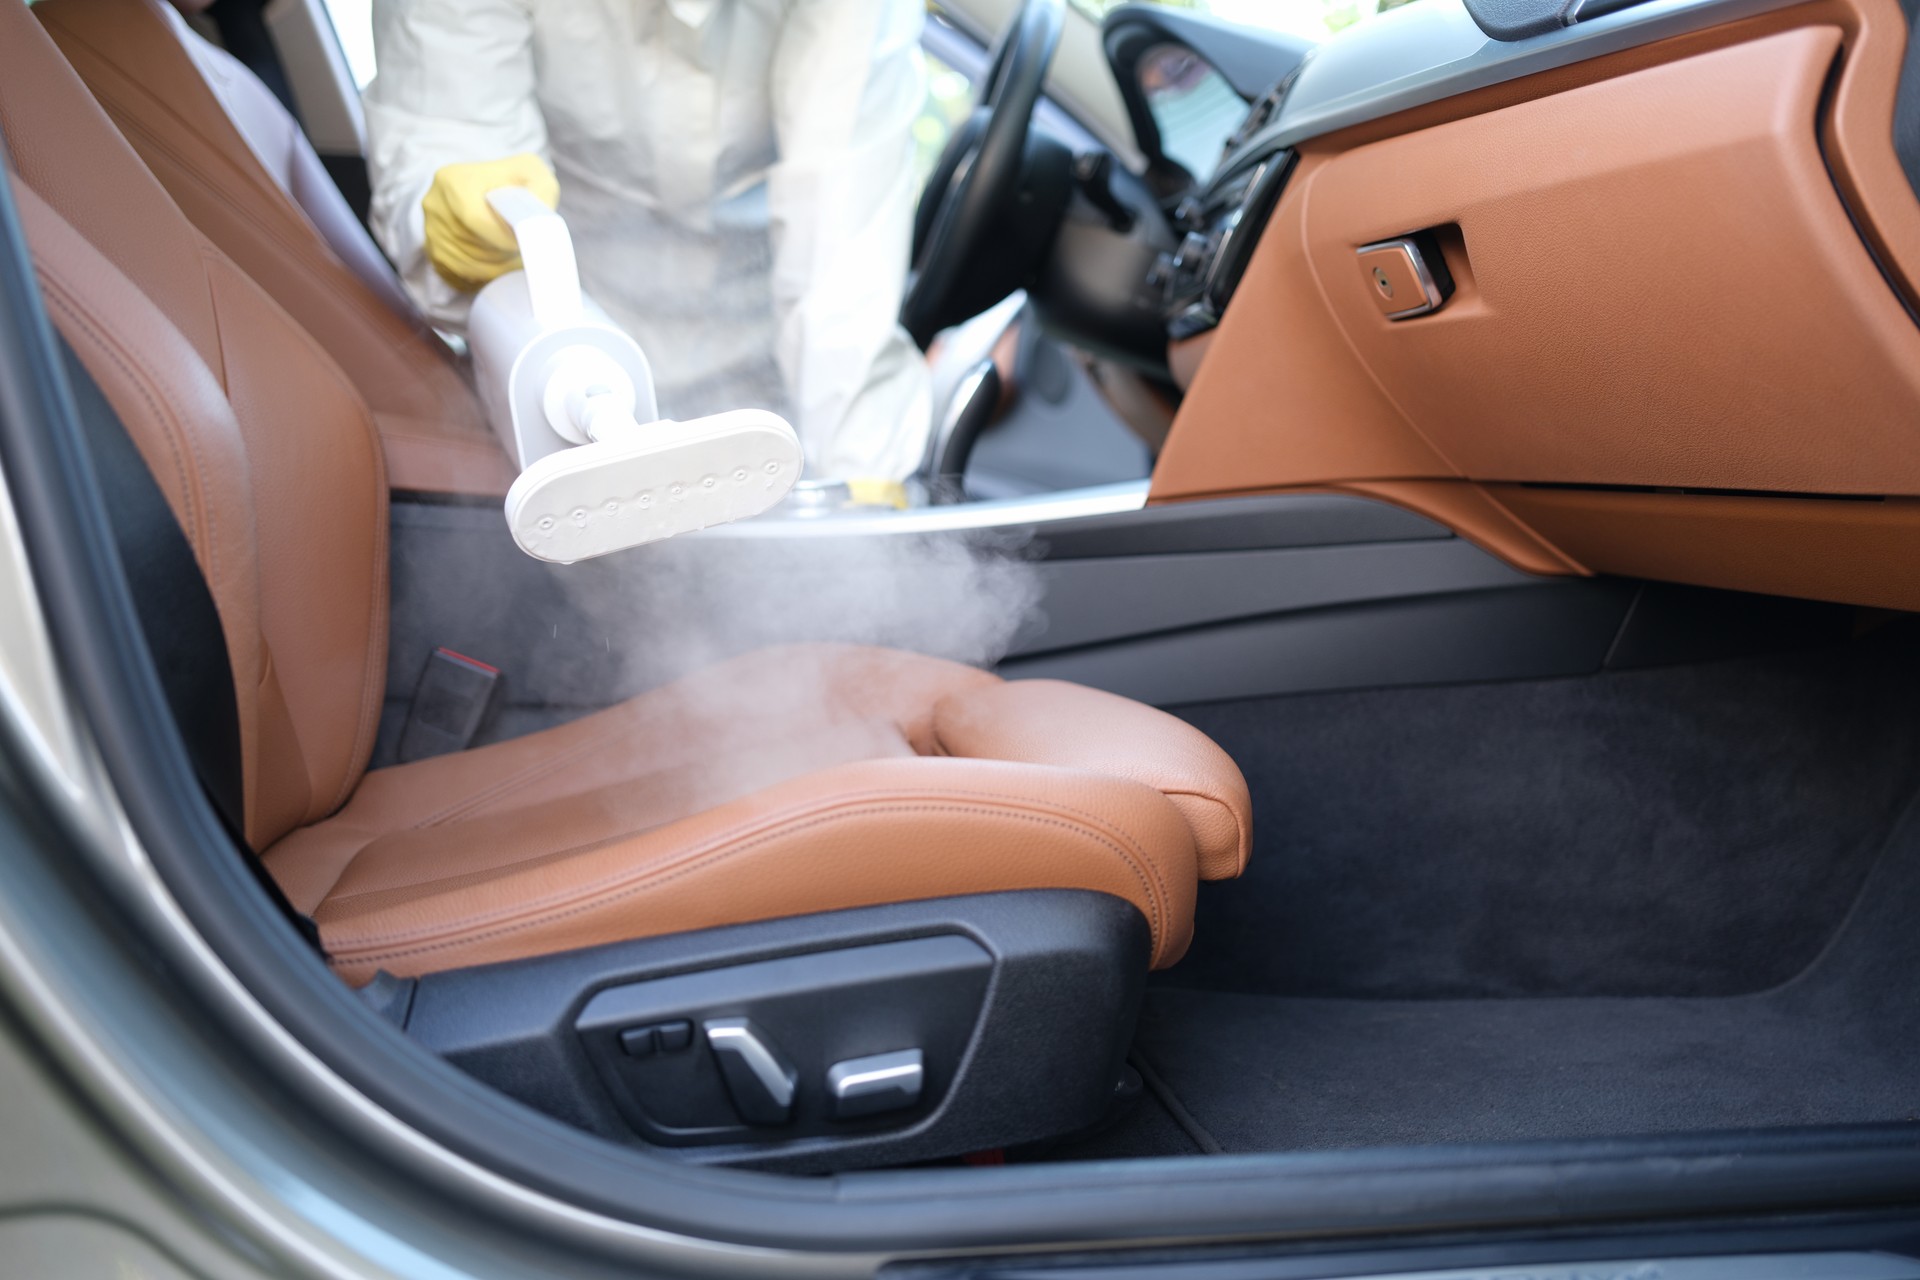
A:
[845,478,910,509]
[421,153,560,292]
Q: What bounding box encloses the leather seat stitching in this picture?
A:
[198,248,390,814]
[377,778,1177,931]
[41,283,214,574]
[411,716,641,828]
[408,663,981,828]
[49,36,372,298]
[1160,786,1252,866]
[330,783,1171,935]
[63,49,296,223]
[326,790,1167,959]
[348,505,390,811]
[51,34,469,423]
[154,128,413,336]
[381,430,503,457]
[106,109,451,407]
[930,725,1243,869]
[327,798,1169,965]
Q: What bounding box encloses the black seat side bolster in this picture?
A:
[57,336,320,947]
[58,335,245,832]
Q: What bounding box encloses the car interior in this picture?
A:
[7,0,1920,1191]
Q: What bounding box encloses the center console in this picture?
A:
[1157,151,1294,340]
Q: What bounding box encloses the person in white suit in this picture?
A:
[363,0,933,490]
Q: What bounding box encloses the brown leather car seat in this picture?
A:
[31,0,516,499]
[0,0,1250,985]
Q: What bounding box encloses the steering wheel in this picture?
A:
[902,0,1065,348]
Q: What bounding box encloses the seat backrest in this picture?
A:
[157,0,417,320]
[0,0,388,851]
[32,0,483,435]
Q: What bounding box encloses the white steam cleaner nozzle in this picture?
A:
[467,186,800,562]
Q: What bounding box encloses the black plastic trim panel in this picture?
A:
[1030,492,1447,557]
[402,892,1150,1174]
[887,1218,1920,1279]
[1461,0,1657,42]
[1004,581,1638,704]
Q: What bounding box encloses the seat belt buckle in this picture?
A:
[397,647,502,763]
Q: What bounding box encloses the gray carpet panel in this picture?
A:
[1169,624,1920,999]
[1052,623,1920,1157]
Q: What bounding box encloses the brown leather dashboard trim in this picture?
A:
[1152,149,1459,496]
[1488,485,1920,609]
[1152,1,1920,611]
[1167,329,1214,392]
[1326,480,1589,576]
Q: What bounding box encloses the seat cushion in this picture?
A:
[264,645,1248,982]
[932,678,1253,880]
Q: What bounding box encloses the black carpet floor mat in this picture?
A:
[1169,624,1920,999]
[1111,778,1920,1154]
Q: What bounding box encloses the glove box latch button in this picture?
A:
[1357,234,1454,319]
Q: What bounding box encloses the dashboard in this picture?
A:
[1130,0,1824,348]
[1111,0,1920,613]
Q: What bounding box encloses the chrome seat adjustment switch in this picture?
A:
[827,1048,925,1119]
[703,1018,797,1126]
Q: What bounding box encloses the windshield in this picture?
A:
[1071,0,1425,44]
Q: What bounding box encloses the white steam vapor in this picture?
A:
[570,527,1047,694]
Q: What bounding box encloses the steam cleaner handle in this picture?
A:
[486,186,583,330]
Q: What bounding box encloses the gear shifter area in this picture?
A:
[467,188,801,562]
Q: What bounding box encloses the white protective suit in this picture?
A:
[363,0,934,481]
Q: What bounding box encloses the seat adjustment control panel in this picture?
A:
[405,890,1155,1170]
[572,934,992,1148]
